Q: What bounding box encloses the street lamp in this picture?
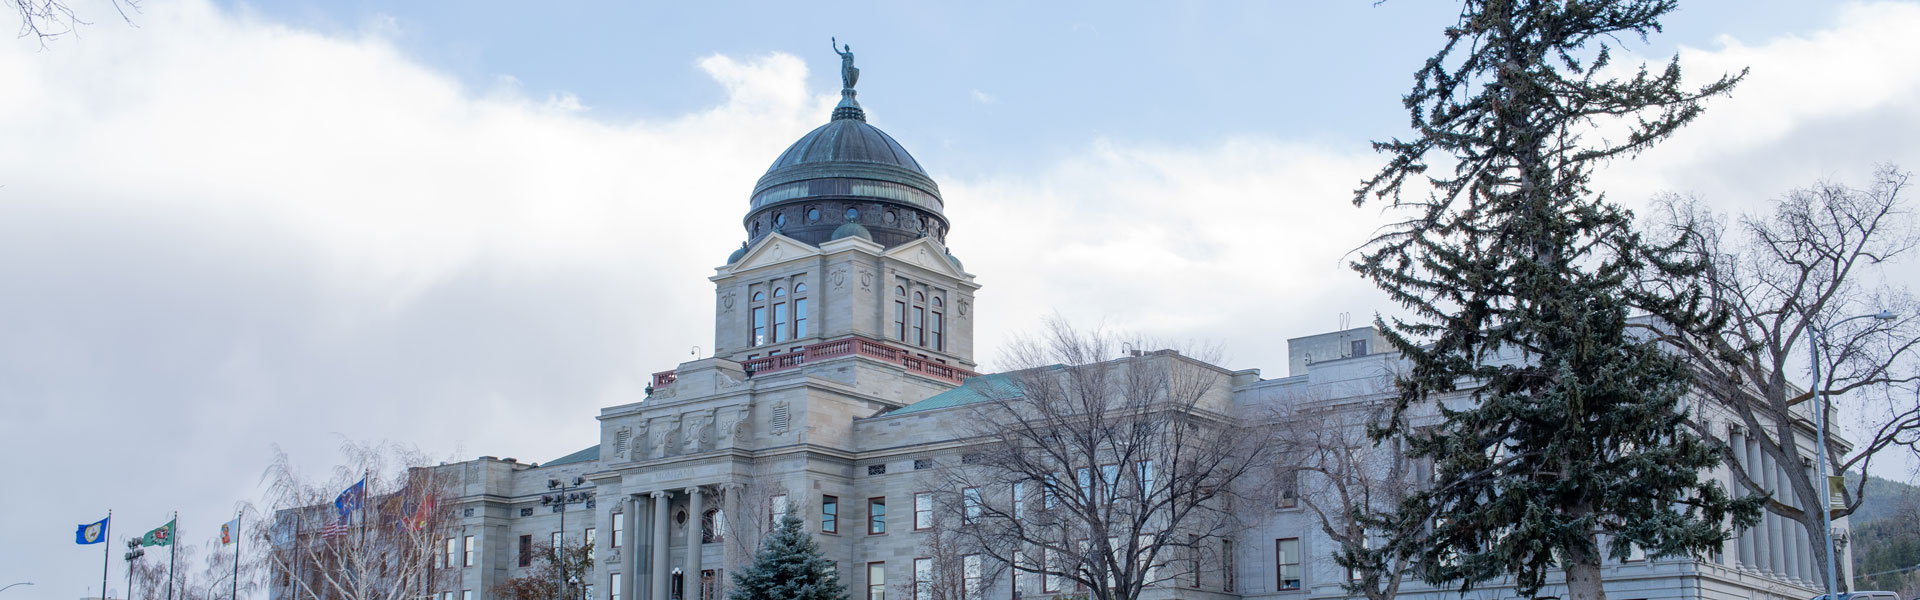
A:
[0,582,31,594]
[1809,309,1897,600]
[125,538,148,600]
[544,476,592,600]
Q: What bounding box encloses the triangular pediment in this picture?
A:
[727,233,820,274]
[884,237,969,280]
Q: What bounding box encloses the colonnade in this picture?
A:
[619,483,740,600]
[1728,427,1820,585]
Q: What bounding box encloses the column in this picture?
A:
[1763,447,1786,577]
[624,495,641,600]
[685,487,705,600]
[652,491,672,600]
[1732,428,1756,569]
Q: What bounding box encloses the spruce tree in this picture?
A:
[1352,1,1763,599]
[728,512,847,600]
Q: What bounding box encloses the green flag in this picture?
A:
[140,519,176,547]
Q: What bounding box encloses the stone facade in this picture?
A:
[283,83,1851,600]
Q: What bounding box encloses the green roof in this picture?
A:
[544,445,599,467]
[886,366,1060,416]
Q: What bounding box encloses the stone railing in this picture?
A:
[654,335,978,387]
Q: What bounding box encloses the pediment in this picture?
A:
[728,233,820,274]
[884,237,969,280]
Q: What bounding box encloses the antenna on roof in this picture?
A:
[1339,312,1351,331]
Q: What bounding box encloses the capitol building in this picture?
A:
[280,58,1847,600]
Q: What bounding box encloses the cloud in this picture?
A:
[971,89,997,104]
[5,0,1920,592]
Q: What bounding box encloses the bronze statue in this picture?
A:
[832,37,858,90]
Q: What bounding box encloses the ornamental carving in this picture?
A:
[858,268,873,290]
[957,299,970,317]
[721,291,736,311]
[831,268,848,290]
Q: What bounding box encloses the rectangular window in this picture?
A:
[1277,470,1300,509]
[914,558,933,600]
[1351,339,1368,356]
[585,528,595,549]
[771,494,788,527]
[612,573,623,600]
[868,562,887,600]
[463,535,475,567]
[613,512,624,548]
[822,495,839,534]
[1101,464,1120,502]
[463,590,473,600]
[773,302,788,342]
[931,312,943,351]
[752,307,767,346]
[869,497,887,535]
[914,492,933,530]
[794,298,809,338]
[1077,467,1094,502]
[1137,461,1155,499]
[1011,482,1027,521]
[895,302,907,340]
[1043,549,1062,592]
[1043,474,1060,509]
[1223,539,1235,592]
[444,538,456,568]
[912,306,925,346]
[1276,538,1301,591]
[518,535,532,568]
[962,488,982,525]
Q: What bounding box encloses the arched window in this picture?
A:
[702,508,725,544]
[752,291,765,302]
[751,290,768,346]
[896,286,906,296]
[773,287,786,298]
[933,297,943,308]
[914,291,924,302]
[773,287,789,342]
[794,283,809,338]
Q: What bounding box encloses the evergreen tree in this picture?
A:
[728,512,846,600]
[1351,1,1763,599]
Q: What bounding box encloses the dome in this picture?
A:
[831,221,875,242]
[726,242,748,264]
[739,54,949,251]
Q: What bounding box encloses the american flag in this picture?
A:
[319,517,350,538]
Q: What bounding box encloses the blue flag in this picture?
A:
[334,478,366,521]
[75,517,108,544]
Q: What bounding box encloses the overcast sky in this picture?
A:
[5,1,1920,597]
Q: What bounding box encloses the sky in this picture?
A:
[4,0,1920,597]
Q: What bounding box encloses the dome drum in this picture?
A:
[746,199,947,249]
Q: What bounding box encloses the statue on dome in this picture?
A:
[833,37,859,90]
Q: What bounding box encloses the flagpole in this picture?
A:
[101,510,111,600]
[166,512,177,600]
[231,510,241,600]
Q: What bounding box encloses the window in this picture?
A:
[913,458,933,470]
[1276,538,1301,591]
[1043,549,1062,592]
[1011,482,1027,521]
[1101,464,1120,502]
[751,306,767,346]
[585,528,595,550]
[611,573,623,600]
[930,311,943,351]
[1043,474,1060,509]
[586,584,595,600]
[962,488,982,525]
[895,301,907,341]
[962,555,982,600]
[869,498,887,534]
[914,558,933,600]
[868,464,887,476]
[707,509,726,544]
[518,535,532,567]
[1222,540,1235,592]
[1013,550,1031,598]
[702,509,722,544]
[822,496,839,534]
[912,306,925,346]
[1277,470,1300,509]
[770,494,788,527]
[1077,468,1094,502]
[773,300,788,342]
[1351,339,1367,356]
[1137,461,1155,499]
[914,493,933,530]
[462,535,475,567]
[868,562,886,600]
[463,590,473,600]
[794,296,809,339]
[613,512,624,548]
[444,538,456,568]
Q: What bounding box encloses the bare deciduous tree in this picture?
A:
[937,320,1263,600]
[8,0,139,44]
[1647,164,1920,587]
[259,440,459,600]
[1268,396,1418,600]
[493,538,595,600]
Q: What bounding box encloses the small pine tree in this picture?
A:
[728,512,846,600]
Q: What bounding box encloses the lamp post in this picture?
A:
[125,538,147,600]
[0,582,30,594]
[544,476,592,600]
[1809,309,1897,600]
